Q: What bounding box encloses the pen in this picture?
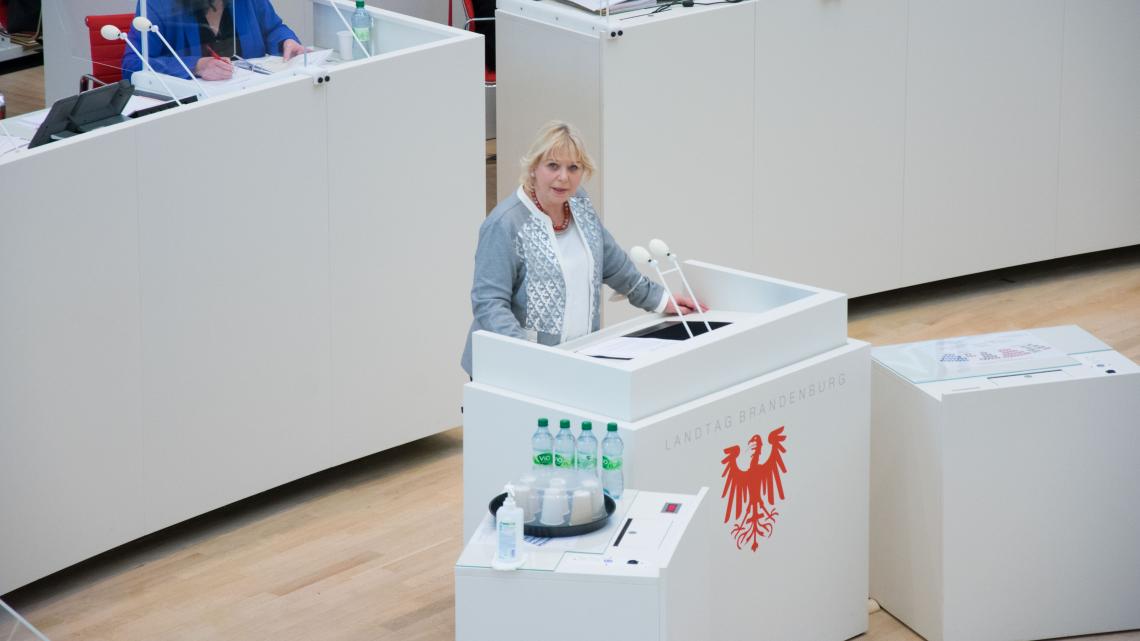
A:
[205,45,229,64]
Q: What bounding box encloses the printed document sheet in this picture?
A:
[575,336,675,360]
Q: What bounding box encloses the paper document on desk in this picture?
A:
[198,67,261,90]
[873,329,1080,383]
[576,336,674,360]
[1,135,29,156]
[246,49,334,74]
[18,111,48,128]
[123,95,166,115]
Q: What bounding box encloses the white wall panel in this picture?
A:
[134,81,334,531]
[602,4,755,323]
[0,130,146,591]
[326,38,484,464]
[494,12,602,203]
[1057,0,1140,255]
[902,0,1064,286]
[754,0,908,297]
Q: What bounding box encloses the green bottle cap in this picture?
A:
[607,422,618,432]
[581,421,592,431]
[537,418,548,427]
[560,419,571,429]
[356,0,365,6]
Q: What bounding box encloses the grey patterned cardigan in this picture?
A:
[461,187,665,375]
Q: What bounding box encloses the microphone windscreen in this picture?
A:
[100,24,122,40]
[630,246,652,264]
[132,16,153,32]
[649,238,671,258]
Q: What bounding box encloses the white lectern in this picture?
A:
[464,262,870,641]
[456,488,710,641]
[870,326,1140,641]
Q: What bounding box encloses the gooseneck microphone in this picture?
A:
[631,245,695,339]
[101,24,183,105]
[131,16,211,99]
[648,238,712,333]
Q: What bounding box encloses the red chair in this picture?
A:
[80,13,135,92]
[460,0,495,86]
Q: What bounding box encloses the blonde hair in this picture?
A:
[518,121,596,191]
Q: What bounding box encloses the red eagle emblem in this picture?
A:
[720,427,788,552]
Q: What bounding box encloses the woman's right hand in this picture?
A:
[195,57,233,81]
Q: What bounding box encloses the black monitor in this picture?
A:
[29,81,135,149]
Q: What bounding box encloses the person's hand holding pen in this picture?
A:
[195,45,234,81]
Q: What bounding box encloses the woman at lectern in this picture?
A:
[122,0,306,82]
[461,121,705,376]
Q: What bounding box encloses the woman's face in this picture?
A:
[532,151,583,210]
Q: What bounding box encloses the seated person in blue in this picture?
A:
[123,0,305,81]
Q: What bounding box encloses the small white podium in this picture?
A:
[455,488,710,641]
[870,326,1140,641]
[464,262,871,641]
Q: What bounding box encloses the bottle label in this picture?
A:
[554,453,574,469]
[497,522,517,561]
[602,456,622,471]
[576,453,596,470]
[532,451,553,467]
[353,26,371,55]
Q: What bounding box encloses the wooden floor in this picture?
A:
[4,63,1139,641]
[0,54,46,117]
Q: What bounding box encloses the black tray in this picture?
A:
[488,492,616,538]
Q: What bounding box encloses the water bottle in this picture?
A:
[351,0,373,56]
[531,418,553,471]
[554,419,576,471]
[602,422,624,499]
[575,421,598,476]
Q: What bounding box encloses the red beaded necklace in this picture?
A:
[529,188,572,233]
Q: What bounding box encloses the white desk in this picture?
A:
[870,326,1140,641]
[0,0,484,595]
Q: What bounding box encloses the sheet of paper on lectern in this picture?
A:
[575,336,674,360]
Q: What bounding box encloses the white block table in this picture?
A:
[870,326,1140,641]
[456,488,710,641]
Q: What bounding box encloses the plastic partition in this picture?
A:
[311,0,447,57]
[44,0,135,90]
[0,600,50,641]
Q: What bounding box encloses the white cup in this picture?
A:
[539,487,569,526]
[337,30,354,61]
[514,484,534,523]
[569,489,594,525]
[580,478,605,519]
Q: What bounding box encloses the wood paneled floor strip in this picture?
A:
[0,56,45,117]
